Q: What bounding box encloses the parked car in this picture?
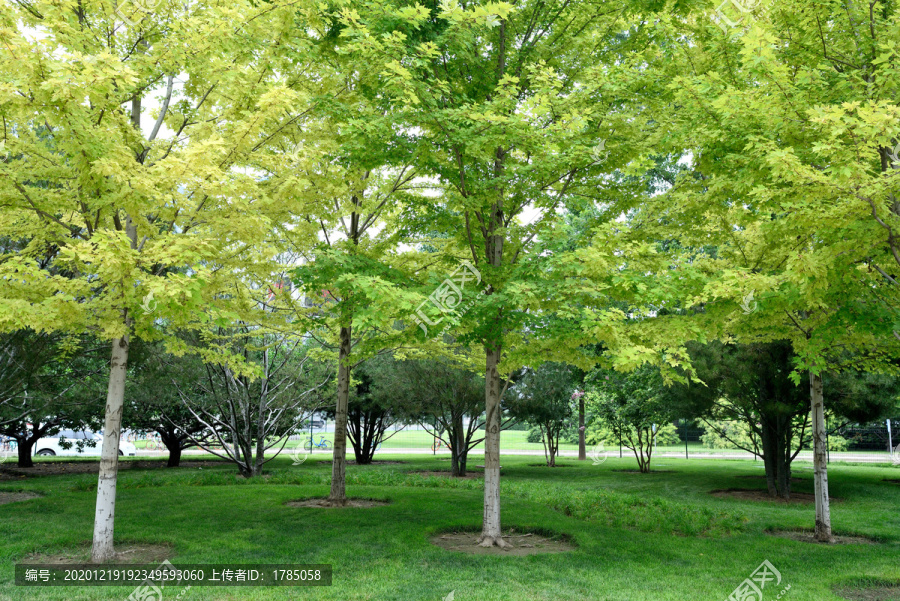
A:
[33,429,137,457]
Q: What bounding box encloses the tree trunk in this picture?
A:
[166,444,182,468]
[329,325,352,506]
[760,427,778,497]
[578,396,586,461]
[776,421,791,500]
[548,426,557,467]
[16,437,34,468]
[450,414,465,477]
[91,335,130,563]
[810,371,833,542]
[479,344,509,548]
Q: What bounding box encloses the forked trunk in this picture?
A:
[810,371,833,542]
[329,325,352,505]
[91,335,130,563]
[479,345,508,548]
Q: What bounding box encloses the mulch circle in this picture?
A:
[769,530,879,545]
[833,582,900,600]
[0,460,229,478]
[612,469,675,474]
[431,529,576,556]
[0,491,41,505]
[23,543,172,565]
[736,475,807,483]
[315,460,407,465]
[284,498,390,508]
[410,471,482,479]
[710,489,841,504]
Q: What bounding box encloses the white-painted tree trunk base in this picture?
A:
[810,371,834,543]
[91,336,129,563]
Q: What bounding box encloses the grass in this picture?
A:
[1,455,899,600]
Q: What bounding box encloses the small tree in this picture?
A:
[508,363,575,467]
[0,332,106,467]
[379,358,489,477]
[587,366,674,473]
[338,357,402,465]
[177,332,329,478]
[124,343,215,468]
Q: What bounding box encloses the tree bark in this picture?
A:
[91,335,130,563]
[776,421,791,500]
[16,438,34,468]
[578,396,586,461]
[329,324,352,505]
[450,414,465,477]
[760,426,778,496]
[166,444,182,468]
[479,344,509,547]
[810,370,834,542]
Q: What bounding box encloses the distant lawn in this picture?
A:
[1,455,899,600]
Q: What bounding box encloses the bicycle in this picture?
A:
[142,433,162,451]
[304,436,331,452]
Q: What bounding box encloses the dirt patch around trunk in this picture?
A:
[284,497,390,508]
[612,469,675,474]
[23,543,173,564]
[834,581,900,600]
[410,471,483,479]
[0,491,41,505]
[736,475,807,483]
[710,488,840,504]
[0,460,229,478]
[315,460,407,466]
[431,529,575,556]
[768,530,878,545]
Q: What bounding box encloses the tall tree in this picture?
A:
[340,0,666,547]
[0,1,310,560]
[632,1,900,541]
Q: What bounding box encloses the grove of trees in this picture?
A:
[1,0,899,557]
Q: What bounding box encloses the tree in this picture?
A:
[507,363,575,467]
[0,1,312,560]
[379,357,489,477]
[621,0,900,541]
[339,0,667,547]
[667,341,899,498]
[124,343,214,468]
[587,366,675,474]
[337,356,402,465]
[176,331,329,478]
[0,333,106,467]
[277,52,424,504]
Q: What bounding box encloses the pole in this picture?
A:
[310,414,314,455]
[888,419,893,455]
[684,422,689,460]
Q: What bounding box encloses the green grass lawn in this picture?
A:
[1,455,899,600]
